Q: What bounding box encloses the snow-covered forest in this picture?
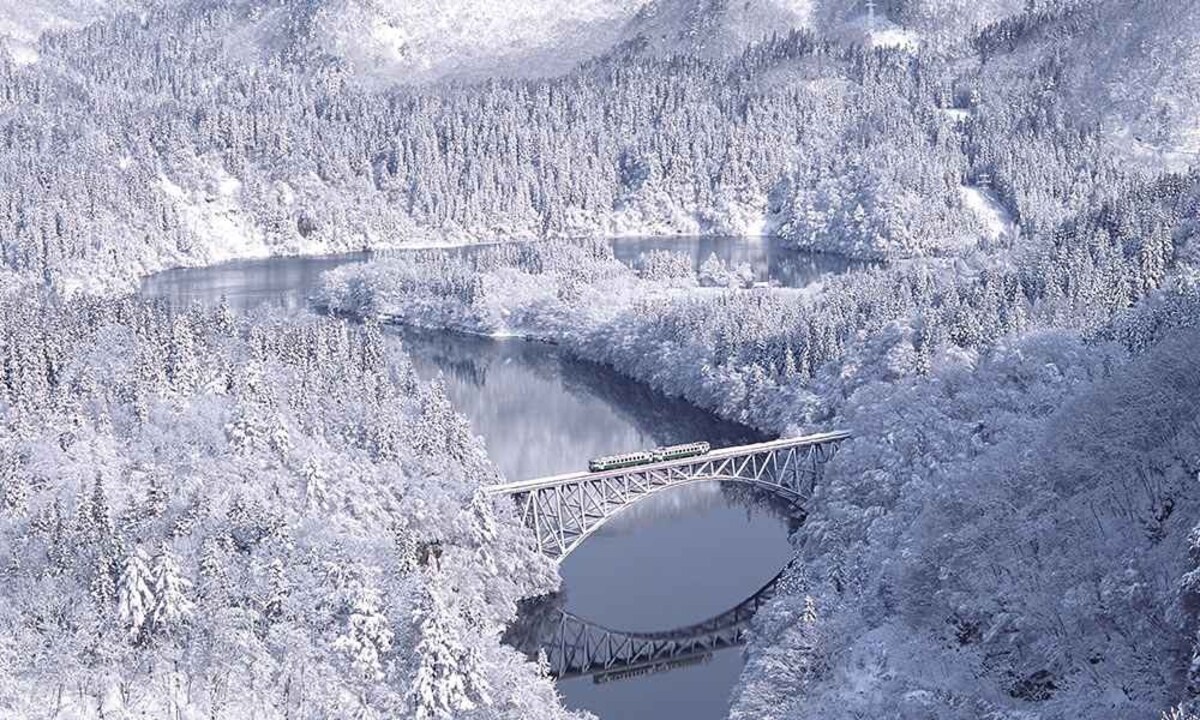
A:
[322,187,1200,717]
[1,0,1014,292]
[2,0,1193,292]
[0,294,580,717]
[320,168,1200,719]
[3,0,1200,717]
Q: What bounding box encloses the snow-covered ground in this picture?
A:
[158,171,271,266]
[1106,122,1200,174]
[318,0,648,82]
[938,107,972,123]
[866,23,919,52]
[959,185,1014,241]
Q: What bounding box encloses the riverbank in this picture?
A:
[316,231,1200,718]
[315,237,866,436]
[140,248,804,720]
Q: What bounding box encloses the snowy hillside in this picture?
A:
[619,0,814,59]
[1,1,1200,716]
[0,296,579,719]
[304,0,818,82]
[816,0,1023,49]
[0,0,127,64]
[976,0,1200,168]
[0,0,988,294]
[313,0,649,83]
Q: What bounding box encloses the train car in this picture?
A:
[588,450,654,472]
[650,441,711,462]
[587,441,710,472]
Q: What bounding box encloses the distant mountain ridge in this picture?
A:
[305,0,818,82]
[3,0,1199,293]
[618,0,814,59]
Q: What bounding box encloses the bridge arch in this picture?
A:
[484,432,849,560]
[553,473,797,559]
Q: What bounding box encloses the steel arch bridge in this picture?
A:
[483,431,850,560]
[508,563,790,682]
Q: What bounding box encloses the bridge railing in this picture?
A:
[484,430,852,495]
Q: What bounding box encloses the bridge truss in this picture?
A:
[484,431,851,559]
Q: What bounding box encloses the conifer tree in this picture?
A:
[302,456,328,510]
[150,542,194,634]
[118,546,155,644]
[264,558,288,622]
[335,580,394,682]
[409,581,490,719]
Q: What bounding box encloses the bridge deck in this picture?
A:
[484,430,852,495]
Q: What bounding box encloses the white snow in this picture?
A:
[868,24,919,52]
[314,0,818,82]
[1106,122,1200,174]
[158,172,269,264]
[318,0,650,82]
[0,0,126,66]
[939,108,972,123]
[5,39,38,65]
[959,185,1013,241]
[217,174,241,198]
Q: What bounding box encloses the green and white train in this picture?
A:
[587,441,711,472]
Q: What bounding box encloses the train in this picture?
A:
[587,441,711,472]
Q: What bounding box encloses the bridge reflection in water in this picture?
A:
[506,563,789,683]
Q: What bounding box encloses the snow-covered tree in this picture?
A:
[302,456,328,509]
[150,543,194,634]
[469,490,496,547]
[698,253,733,288]
[409,581,490,719]
[801,595,818,626]
[0,296,567,718]
[264,558,288,622]
[335,579,394,682]
[118,546,155,644]
[395,526,420,577]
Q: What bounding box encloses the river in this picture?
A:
[139,236,859,719]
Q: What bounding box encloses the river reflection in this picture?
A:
[138,251,371,312]
[607,235,862,288]
[395,328,764,478]
[138,240,828,720]
[139,237,861,314]
[507,559,790,683]
[396,327,797,720]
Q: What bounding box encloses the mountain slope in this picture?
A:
[0,0,129,64]
[313,0,649,83]
[976,0,1200,168]
[619,0,814,58]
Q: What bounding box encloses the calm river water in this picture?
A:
[140,236,857,719]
